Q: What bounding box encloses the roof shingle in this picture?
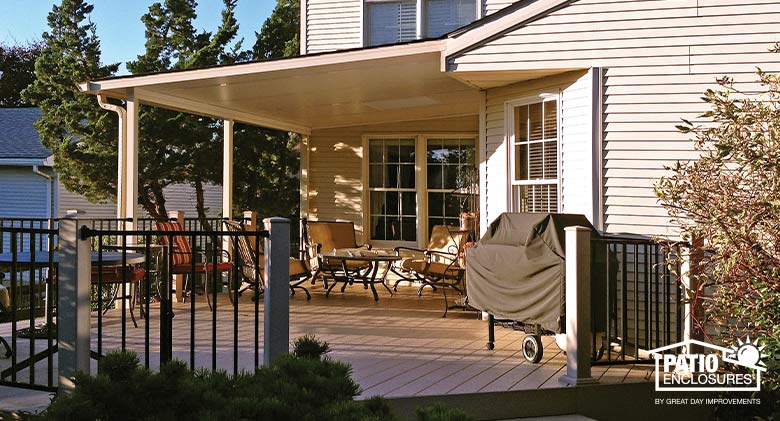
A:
[0,108,50,159]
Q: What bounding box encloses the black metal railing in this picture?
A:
[0,225,58,391]
[81,225,268,379]
[592,234,684,365]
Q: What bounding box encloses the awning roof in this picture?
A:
[80,0,580,134]
[81,41,484,134]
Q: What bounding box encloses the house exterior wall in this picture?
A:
[481,70,598,230]
[452,0,780,236]
[56,183,223,218]
[0,168,51,219]
[302,0,514,54]
[306,116,478,244]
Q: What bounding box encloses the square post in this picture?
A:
[223,120,234,255]
[125,90,139,244]
[264,217,290,364]
[560,225,598,386]
[57,218,91,392]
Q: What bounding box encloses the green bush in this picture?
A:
[45,337,393,421]
[416,404,474,421]
[45,336,475,420]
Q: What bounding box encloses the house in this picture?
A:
[0,107,222,221]
[78,0,780,247]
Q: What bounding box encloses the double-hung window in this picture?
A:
[365,0,478,47]
[366,136,476,245]
[510,97,560,213]
[368,138,418,242]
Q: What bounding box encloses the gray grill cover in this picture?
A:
[466,213,597,334]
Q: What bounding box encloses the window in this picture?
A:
[510,98,559,213]
[365,0,478,47]
[366,1,417,47]
[427,138,475,236]
[424,0,476,38]
[368,138,417,241]
[365,135,477,245]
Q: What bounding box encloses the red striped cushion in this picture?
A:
[156,221,192,266]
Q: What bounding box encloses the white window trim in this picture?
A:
[505,94,562,213]
[362,132,478,248]
[362,0,484,47]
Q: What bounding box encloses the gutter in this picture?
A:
[32,165,55,225]
[96,94,127,219]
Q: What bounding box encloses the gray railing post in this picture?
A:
[263,217,290,364]
[559,225,598,386]
[57,218,91,392]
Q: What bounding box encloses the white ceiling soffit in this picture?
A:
[80,41,486,133]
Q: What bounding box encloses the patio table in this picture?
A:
[318,250,400,301]
[0,251,146,380]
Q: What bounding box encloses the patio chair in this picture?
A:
[155,221,233,308]
[91,265,146,328]
[223,220,311,301]
[392,225,469,317]
[302,220,371,288]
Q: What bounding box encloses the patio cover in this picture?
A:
[466,213,606,334]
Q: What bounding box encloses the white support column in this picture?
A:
[125,90,140,243]
[223,120,234,255]
[264,217,290,364]
[560,225,598,386]
[57,218,91,392]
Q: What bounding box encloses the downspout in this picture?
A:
[32,165,54,226]
[96,94,127,220]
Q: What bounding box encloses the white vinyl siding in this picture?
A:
[456,0,780,236]
[481,71,585,229]
[560,69,599,226]
[306,116,478,246]
[304,0,363,54]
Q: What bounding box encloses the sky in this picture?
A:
[0,0,277,74]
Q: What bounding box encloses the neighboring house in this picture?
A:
[81,0,780,248]
[0,107,222,220]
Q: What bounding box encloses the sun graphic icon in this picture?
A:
[728,337,768,368]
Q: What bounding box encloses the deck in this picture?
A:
[0,282,653,397]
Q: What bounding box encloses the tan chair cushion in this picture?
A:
[401,259,463,278]
[307,222,359,251]
[427,225,469,265]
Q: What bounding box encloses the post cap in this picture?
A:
[564,225,592,232]
[263,217,290,224]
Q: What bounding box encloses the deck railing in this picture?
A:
[0,217,291,391]
[591,233,684,364]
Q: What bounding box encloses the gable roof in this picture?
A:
[0,108,50,159]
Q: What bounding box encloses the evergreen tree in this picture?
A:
[232,0,301,221]
[21,0,119,204]
[126,0,240,222]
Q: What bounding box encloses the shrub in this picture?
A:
[655,62,780,390]
[416,403,474,421]
[45,337,394,421]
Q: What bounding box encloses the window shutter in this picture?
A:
[425,0,476,38]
